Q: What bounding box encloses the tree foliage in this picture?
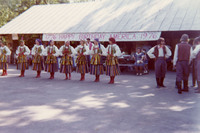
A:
[0,0,92,27]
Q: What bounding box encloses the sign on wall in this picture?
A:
[12,34,18,40]
[42,32,161,42]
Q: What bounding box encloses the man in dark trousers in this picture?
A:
[173,34,192,94]
[191,38,198,88]
[147,37,172,88]
[191,37,200,93]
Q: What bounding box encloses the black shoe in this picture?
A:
[156,78,160,88]
[183,80,189,92]
[160,77,166,88]
[182,89,189,92]
[177,81,182,94]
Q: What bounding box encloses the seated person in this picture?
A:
[132,48,145,76]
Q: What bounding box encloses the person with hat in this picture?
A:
[0,40,11,76]
[133,47,145,76]
[105,37,121,84]
[147,37,172,88]
[59,40,77,80]
[191,36,200,93]
[31,39,45,78]
[75,39,89,81]
[43,40,59,79]
[16,40,30,77]
[173,34,193,94]
[89,38,106,82]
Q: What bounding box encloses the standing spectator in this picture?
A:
[86,38,94,70]
[142,49,149,74]
[173,34,192,94]
[147,37,172,88]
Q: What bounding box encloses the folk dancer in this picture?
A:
[75,40,89,81]
[173,34,192,94]
[59,40,76,80]
[0,40,11,76]
[31,39,45,78]
[89,38,106,82]
[16,40,30,77]
[105,37,121,84]
[191,38,198,87]
[44,40,59,79]
[147,37,172,88]
[191,36,200,93]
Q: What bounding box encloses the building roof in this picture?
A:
[0,0,200,34]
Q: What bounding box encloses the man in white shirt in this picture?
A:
[173,34,192,94]
[147,37,172,88]
[191,36,200,93]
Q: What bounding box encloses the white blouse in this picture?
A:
[0,46,11,56]
[59,45,77,56]
[31,44,45,56]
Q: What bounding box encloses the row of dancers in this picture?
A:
[0,37,121,84]
[1,34,200,93]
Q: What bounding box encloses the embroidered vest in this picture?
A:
[153,45,166,58]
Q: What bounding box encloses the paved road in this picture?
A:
[0,65,200,133]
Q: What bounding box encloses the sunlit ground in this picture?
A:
[0,65,200,133]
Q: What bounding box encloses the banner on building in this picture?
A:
[42,32,161,42]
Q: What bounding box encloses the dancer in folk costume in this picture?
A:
[44,40,59,79]
[16,40,30,77]
[75,39,89,81]
[89,38,106,82]
[173,34,192,94]
[0,40,11,76]
[105,37,121,84]
[31,39,45,78]
[59,40,77,80]
[191,37,200,93]
[147,37,171,88]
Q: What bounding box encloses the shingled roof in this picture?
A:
[0,0,199,34]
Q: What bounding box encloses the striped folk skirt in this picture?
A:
[17,62,29,70]
[90,64,104,75]
[0,62,8,70]
[60,65,73,74]
[33,61,44,71]
[106,65,120,76]
[45,63,58,73]
[76,64,89,74]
